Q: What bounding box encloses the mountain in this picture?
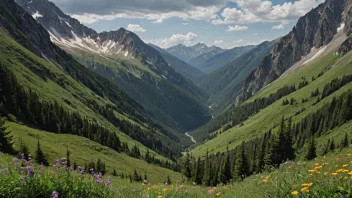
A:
[236,0,345,105]
[188,48,226,68]
[16,0,211,132]
[165,43,224,62]
[149,43,206,82]
[194,45,255,73]
[198,40,277,112]
[0,0,183,164]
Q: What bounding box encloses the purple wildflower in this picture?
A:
[52,191,59,198]
[20,167,24,173]
[70,165,74,171]
[2,168,8,175]
[21,153,25,160]
[28,154,32,160]
[27,166,34,175]
[105,178,111,186]
[13,158,18,167]
[21,176,26,183]
[40,163,44,169]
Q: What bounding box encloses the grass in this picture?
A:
[191,49,352,157]
[3,145,352,197]
[5,121,182,184]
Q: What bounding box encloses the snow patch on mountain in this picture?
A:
[32,11,42,19]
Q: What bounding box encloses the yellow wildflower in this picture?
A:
[332,173,338,176]
[301,187,310,193]
[263,179,268,183]
[314,163,319,166]
[216,192,221,197]
[309,174,313,177]
[308,169,317,173]
[292,185,298,189]
[348,171,352,176]
[158,196,163,198]
[324,172,329,176]
[302,183,313,187]
[343,164,349,168]
[291,191,299,196]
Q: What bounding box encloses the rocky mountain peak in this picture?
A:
[235,0,344,105]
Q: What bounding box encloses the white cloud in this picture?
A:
[214,40,224,45]
[126,24,146,33]
[272,21,289,29]
[226,25,248,32]
[272,23,285,29]
[152,19,164,24]
[253,33,259,36]
[72,6,220,24]
[212,0,324,24]
[150,32,198,48]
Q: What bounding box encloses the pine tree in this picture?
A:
[270,117,286,166]
[233,143,249,181]
[35,140,48,166]
[19,138,29,158]
[66,149,71,167]
[202,150,211,186]
[133,169,139,182]
[193,157,203,184]
[220,154,232,184]
[330,139,335,151]
[0,116,14,154]
[305,137,317,160]
[167,175,171,185]
[144,173,147,181]
[184,153,192,180]
[341,133,349,148]
[284,117,295,160]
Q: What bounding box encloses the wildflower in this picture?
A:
[105,178,111,186]
[308,174,313,177]
[302,183,313,187]
[141,183,146,186]
[291,191,299,196]
[308,169,317,173]
[324,172,329,176]
[301,187,310,193]
[70,165,74,171]
[292,185,298,189]
[158,196,163,198]
[348,171,352,176]
[343,164,349,168]
[52,191,59,198]
[216,192,221,197]
[21,153,25,160]
[28,154,32,160]
[13,158,18,166]
[27,166,34,176]
[263,179,268,183]
[2,168,8,175]
[208,189,214,194]
[332,173,338,176]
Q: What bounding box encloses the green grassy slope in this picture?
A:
[5,121,182,183]
[0,30,176,161]
[191,50,352,157]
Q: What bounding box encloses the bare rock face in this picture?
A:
[235,0,344,105]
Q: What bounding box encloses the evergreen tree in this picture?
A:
[193,157,203,184]
[167,175,171,185]
[66,149,71,167]
[270,117,286,166]
[202,150,211,186]
[341,133,349,148]
[0,116,14,154]
[184,153,192,180]
[144,173,147,181]
[133,169,139,182]
[284,117,295,160]
[113,169,117,176]
[19,138,29,158]
[305,137,317,160]
[330,139,336,151]
[233,143,249,181]
[35,140,49,166]
[220,154,232,184]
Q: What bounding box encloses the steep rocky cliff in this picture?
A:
[236,0,344,105]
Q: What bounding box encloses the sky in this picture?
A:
[50,0,325,49]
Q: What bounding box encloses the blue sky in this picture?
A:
[51,0,325,49]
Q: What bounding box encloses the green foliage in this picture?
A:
[305,137,317,160]
[34,140,48,166]
[0,116,14,154]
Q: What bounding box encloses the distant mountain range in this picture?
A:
[165,43,224,63]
